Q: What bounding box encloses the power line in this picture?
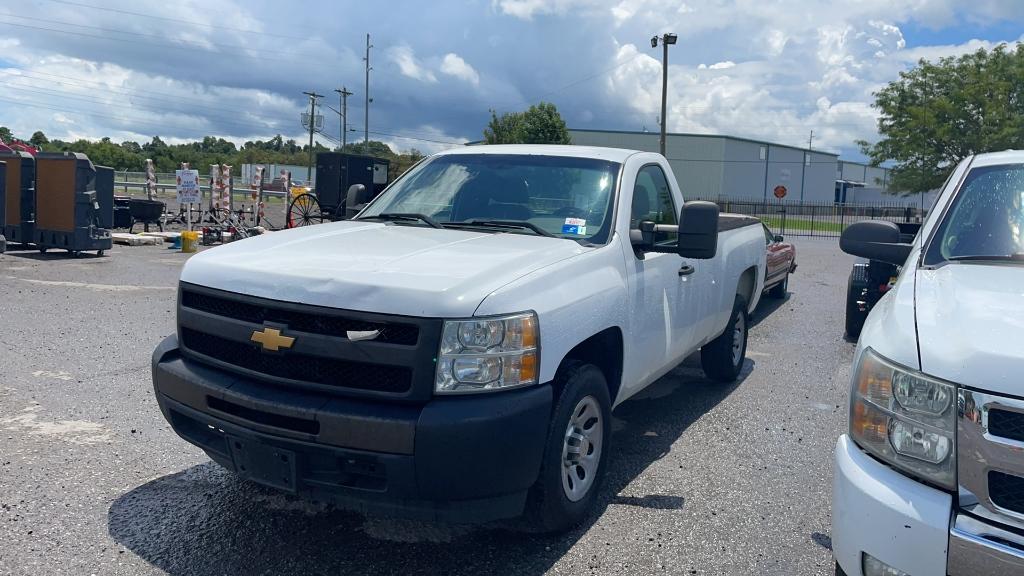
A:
[38,0,311,41]
[0,19,315,63]
[1,84,293,133]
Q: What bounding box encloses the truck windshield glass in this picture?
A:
[927,163,1024,264]
[359,154,620,244]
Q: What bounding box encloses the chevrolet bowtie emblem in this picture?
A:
[250,327,295,352]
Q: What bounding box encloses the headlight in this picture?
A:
[849,348,956,489]
[435,312,539,394]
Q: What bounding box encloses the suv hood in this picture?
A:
[180,221,588,317]
[915,264,1024,396]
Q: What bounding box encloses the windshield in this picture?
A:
[926,163,1024,264]
[358,153,620,243]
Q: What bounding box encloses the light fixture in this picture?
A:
[664,33,678,45]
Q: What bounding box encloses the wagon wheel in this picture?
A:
[287,193,324,228]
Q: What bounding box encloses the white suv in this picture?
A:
[833,151,1024,575]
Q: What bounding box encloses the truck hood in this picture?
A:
[915,264,1024,396]
[180,221,588,317]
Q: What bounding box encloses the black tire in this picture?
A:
[97,250,105,257]
[845,275,866,339]
[523,361,612,533]
[701,295,749,382]
[287,193,324,228]
[768,273,788,299]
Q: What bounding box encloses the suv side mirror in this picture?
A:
[840,220,912,266]
[677,201,719,259]
[773,234,784,243]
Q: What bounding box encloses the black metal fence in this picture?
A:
[693,197,927,239]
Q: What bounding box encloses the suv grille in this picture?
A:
[181,289,419,346]
[989,409,1024,443]
[989,471,1024,516]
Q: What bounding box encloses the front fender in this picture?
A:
[474,242,628,385]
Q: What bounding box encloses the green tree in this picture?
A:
[0,126,11,142]
[484,102,571,145]
[860,43,1024,194]
[30,130,49,147]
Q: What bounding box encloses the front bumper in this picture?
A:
[832,435,1024,576]
[152,335,552,523]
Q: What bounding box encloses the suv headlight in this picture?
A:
[850,348,956,490]
[435,312,539,394]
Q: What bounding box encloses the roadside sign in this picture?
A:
[176,169,201,204]
[773,185,787,199]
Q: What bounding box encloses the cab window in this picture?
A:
[631,165,678,244]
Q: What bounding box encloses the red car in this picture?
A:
[762,223,796,298]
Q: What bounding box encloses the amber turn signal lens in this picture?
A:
[852,400,888,445]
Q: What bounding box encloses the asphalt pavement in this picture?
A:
[0,237,856,575]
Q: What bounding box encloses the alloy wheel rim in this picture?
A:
[731,313,745,366]
[561,395,603,502]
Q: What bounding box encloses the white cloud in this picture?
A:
[388,45,438,83]
[494,0,603,20]
[440,53,480,86]
[707,61,736,70]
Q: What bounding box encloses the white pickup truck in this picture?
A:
[151,145,766,531]
[833,150,1024,575]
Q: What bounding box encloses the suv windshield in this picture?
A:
[927,163,1024,265]
[358,153,621,243]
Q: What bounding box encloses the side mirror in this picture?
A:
[840,220,913,266]
[773,234,784,243]
[677,201,719,259]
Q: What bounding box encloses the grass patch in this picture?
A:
[761,216,846,233]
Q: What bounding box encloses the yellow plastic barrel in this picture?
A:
[181,230,199,253]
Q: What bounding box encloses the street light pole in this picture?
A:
[364,33,372,155]
[651,33,677,158]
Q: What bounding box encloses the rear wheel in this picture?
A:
[845,275,866,339]
[287,193,324,228]
[524,361,611,533]
[701,295,749,382]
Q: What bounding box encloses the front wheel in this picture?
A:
[524,361,611,533]
[701,295,749,382]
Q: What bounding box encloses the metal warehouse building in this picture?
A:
[567,129,920,206]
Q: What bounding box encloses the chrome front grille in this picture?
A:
[958,389,1024,531]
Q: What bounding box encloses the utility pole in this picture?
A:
[651,33,678,157]
[334,87,352,149]
[808,130,814,151]
[364,33,372,155]
[302,91,323,182]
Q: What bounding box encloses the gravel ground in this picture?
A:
[0,236,855,575]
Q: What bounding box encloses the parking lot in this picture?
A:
[0,237,854,576]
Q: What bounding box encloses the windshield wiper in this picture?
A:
[444,219,556,237]
[359,212,443,229]
[947,253,1024,262]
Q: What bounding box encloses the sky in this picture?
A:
[1,0,1023,160]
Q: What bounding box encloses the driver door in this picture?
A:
[621,165,695,396]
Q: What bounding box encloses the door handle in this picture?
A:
[678,264,695,277]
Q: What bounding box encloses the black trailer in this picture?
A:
[33,152,113,257]
[844,222,921,338]
[287,153,390,227]
[0,151,36,246]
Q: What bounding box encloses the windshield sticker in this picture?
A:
[562,217,587,235]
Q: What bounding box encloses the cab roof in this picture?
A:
[435,144,642,164]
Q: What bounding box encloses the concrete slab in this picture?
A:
[111,233,162,246]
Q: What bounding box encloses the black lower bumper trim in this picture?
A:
[152,334,553,522]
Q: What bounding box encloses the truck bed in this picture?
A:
[718,214,761,232]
